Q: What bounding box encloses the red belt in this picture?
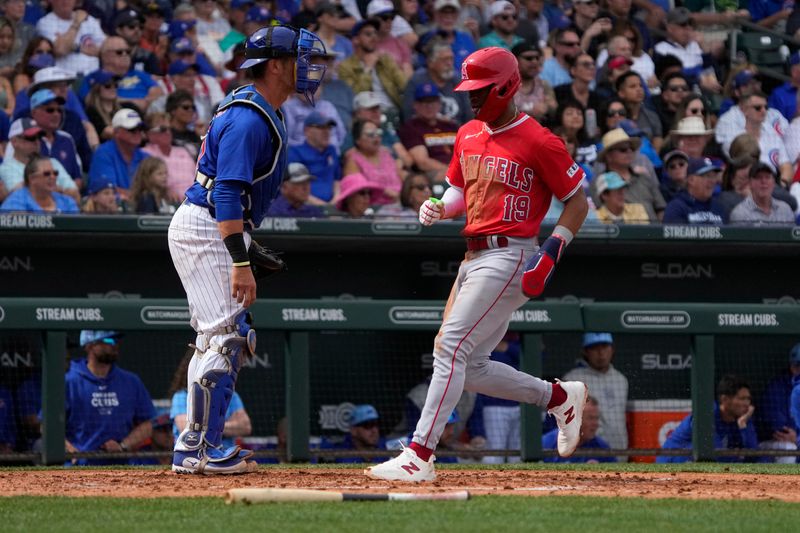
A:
[465,236,509,251]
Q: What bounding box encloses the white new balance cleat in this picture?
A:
[548,380,588,457]
[365,445,436,482]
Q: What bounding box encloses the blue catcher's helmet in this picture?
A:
[239,25,327,105]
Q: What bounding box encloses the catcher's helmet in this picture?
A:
[240,25,327,106]
[455,47,521,123]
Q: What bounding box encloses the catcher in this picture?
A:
[167,25,325,475]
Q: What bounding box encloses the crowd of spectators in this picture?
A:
[0,0,795,224]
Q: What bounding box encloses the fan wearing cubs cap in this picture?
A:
[367,47,589,482]
[663,157,726,224]
[168,25,327,475]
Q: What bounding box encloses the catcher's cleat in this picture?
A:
[172,447,256,475]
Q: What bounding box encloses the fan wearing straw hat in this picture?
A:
[591,128,664,222]
[668,116,714,160]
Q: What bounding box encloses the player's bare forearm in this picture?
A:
[124,420,153,450]
[219,219,257,306]
[218,219,245,238]
[555,188,589,236]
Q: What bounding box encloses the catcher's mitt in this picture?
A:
[249,241,287,280]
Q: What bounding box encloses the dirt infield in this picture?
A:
[2,468,800,502]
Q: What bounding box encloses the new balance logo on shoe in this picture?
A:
[365,448,436,482]
[564,406,575,424]
[400,462,420,475]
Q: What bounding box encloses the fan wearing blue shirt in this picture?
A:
[287,111,342,203]
[767,52,799,121]
[77,36,162,112]
[749,0,795,27]
[0,153,79,213]
[65,331,156,465]
[543,396,616,463]
[88,109,150,196]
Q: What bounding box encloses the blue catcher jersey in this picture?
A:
[185,85,288,230]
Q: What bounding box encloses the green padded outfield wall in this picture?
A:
[1,216,799,440]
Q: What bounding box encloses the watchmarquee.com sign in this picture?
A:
[621,310,691,329]
[140,306,191,325]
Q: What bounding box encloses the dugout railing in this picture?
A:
[1,298,799,465]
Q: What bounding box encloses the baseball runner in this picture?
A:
[366,47,590,482]
[168,25,326,475]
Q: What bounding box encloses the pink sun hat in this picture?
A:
[335,173,384,211]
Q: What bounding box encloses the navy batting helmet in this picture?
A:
[240,25,327,105]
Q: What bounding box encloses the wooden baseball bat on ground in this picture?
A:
[225,488,470,504]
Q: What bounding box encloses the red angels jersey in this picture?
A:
[446,114,585,238]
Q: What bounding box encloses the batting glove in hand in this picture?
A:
[419,198,443,226]
[521,235,566,298]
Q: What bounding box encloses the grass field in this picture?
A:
[2,463,800,533]
[4,495,800,533]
